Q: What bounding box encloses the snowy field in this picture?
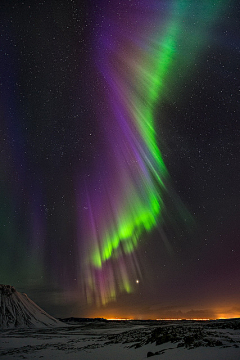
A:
[1,319,240,359]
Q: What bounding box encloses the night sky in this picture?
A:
[1,0,240,320]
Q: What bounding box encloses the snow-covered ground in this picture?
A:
[1,319,240,359]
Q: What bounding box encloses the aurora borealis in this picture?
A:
[1,0,240,320]
[79,0,228,306]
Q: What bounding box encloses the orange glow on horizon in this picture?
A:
[106,318,133,321]
[217,314,240,320]
[92,308,240,322]
[96,314,240,321]
[156,318,211,321]
[103,316,240,321]
[105,317,212,321]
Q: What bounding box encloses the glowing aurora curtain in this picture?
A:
[77,0,226,305]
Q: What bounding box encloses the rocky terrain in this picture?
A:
[1,318,240,359]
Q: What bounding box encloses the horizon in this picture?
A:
[60,316,240,321]
[1,0,239,320]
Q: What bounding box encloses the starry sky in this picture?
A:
[1,0,240,320]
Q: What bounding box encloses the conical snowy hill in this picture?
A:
[0,284,64,329]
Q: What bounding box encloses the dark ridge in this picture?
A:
[59,317,108,323]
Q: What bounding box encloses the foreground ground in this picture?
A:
[1,319,240,359]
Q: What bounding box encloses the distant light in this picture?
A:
[156,318,211,321]
[136,279,139,284]
[107,318,132,321]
